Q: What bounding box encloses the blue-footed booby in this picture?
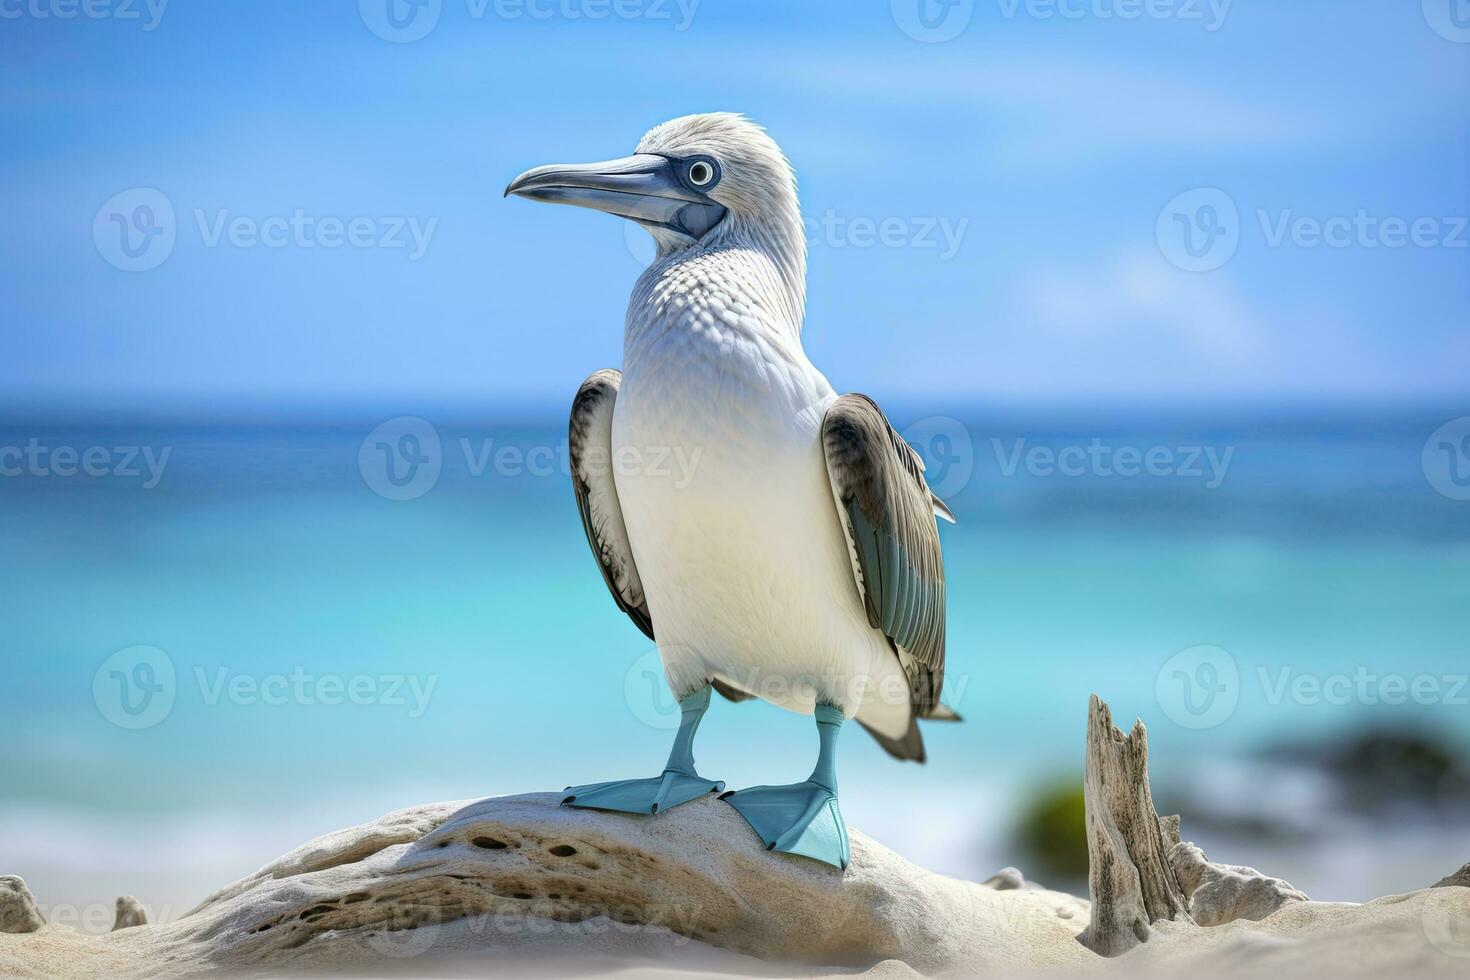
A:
[506,113,958,870]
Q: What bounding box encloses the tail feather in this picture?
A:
[925,701,962,722]
[858,715,926,763]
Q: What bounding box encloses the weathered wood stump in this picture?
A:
[113,896,149,931]
[1076,694,1190,955]
[0,877,44,935]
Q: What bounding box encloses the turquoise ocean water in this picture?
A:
[3,406,1467,921]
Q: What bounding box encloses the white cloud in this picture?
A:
[1026,250,1264,355]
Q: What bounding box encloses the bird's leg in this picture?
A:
[719,704,851,870]
[663,685,710,777]
[808,703,841,794]
[561,686,725,815]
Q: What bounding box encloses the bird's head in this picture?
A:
[505,113,802,261]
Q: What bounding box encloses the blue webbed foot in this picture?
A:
[720,704,851,870]
[561,687,722,815]
[720,779,850,869]
[563,769,724,814]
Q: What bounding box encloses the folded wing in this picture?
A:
[569,369,653,639]
[822,394,953,740]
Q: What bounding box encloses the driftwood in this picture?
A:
[1076,695,1191,955]
[0,794,1089,978]
[1162,816,1308,926]
[0,877,43,935]
[2,696,1467,978]
[1075,696,1315,953]
[113,896,149,931]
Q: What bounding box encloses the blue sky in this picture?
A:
[2,0,1467,414]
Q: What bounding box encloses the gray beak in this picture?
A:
[505,153,726,240]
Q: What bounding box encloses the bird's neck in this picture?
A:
[719,213,807,333]
[630,216,807,348]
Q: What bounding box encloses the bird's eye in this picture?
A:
[687,161,714,187]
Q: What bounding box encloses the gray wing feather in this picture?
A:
[570,370,653,640]
[822,393,949,717]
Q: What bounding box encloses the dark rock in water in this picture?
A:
[1166,727,1470,841]
[113,895,148,930]
[1329,731,1470,812]
[0,876,44,934]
